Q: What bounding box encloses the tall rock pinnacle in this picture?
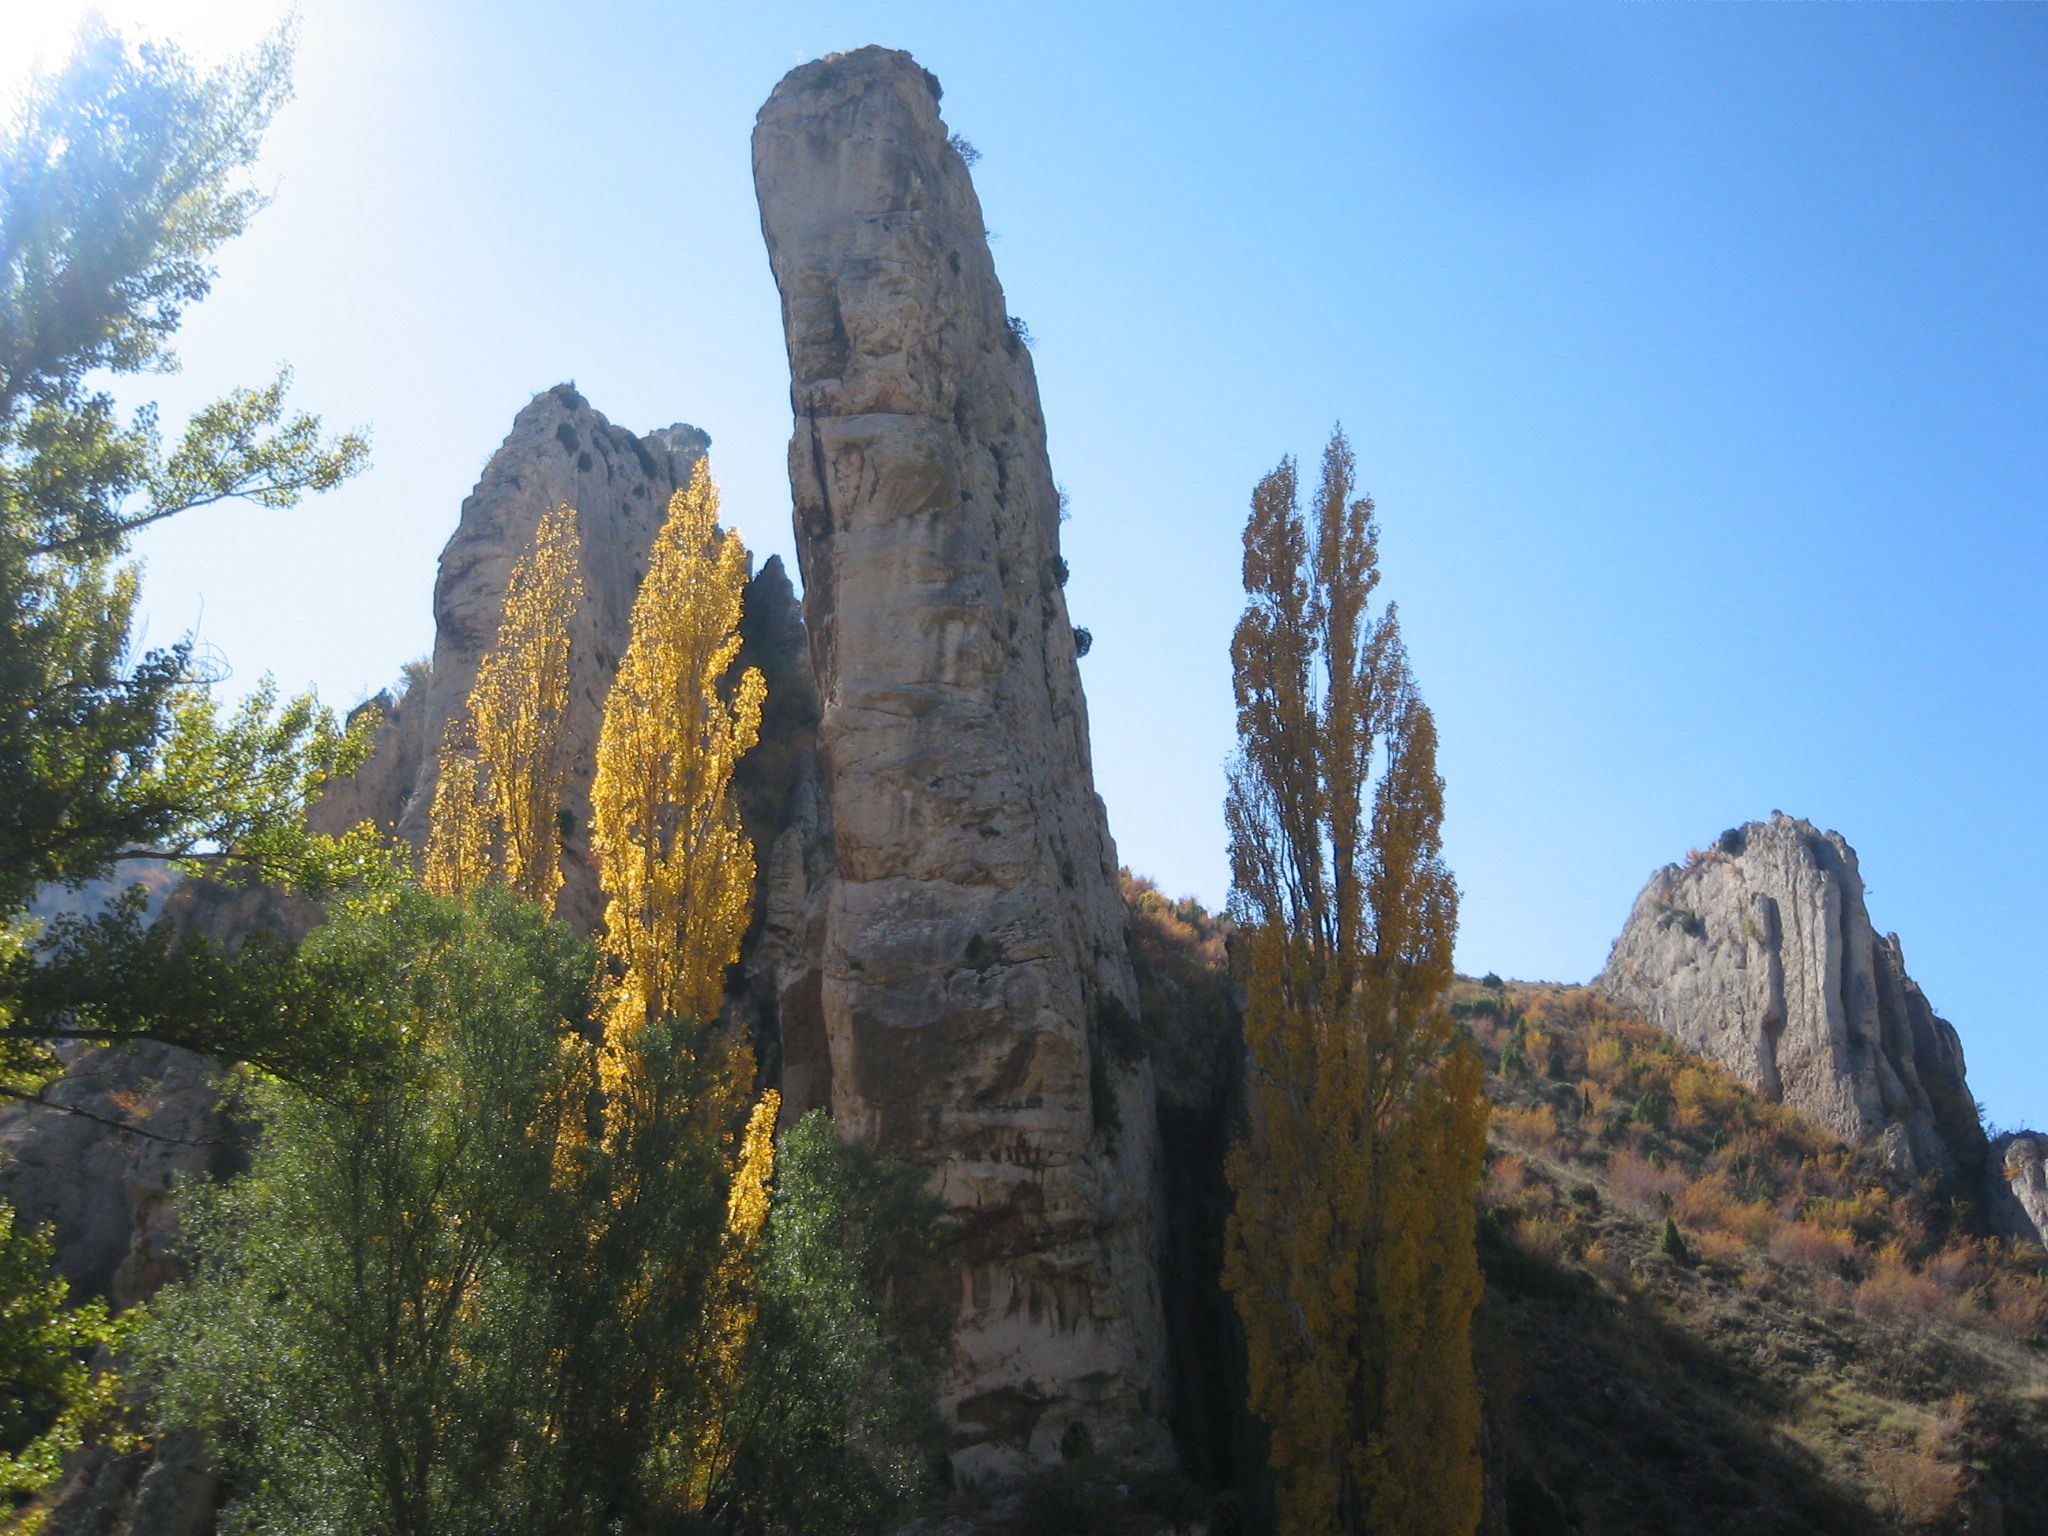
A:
[753,47,1170,1474]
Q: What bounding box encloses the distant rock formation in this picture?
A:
[1599,814,1986,1185]
[1990,1133,2048,1247]
[754,46,1170,1475]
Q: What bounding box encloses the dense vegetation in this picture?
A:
[132,449,949,1535]
[0,23,378,1509]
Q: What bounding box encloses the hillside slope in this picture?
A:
[1467,980,2048,1535]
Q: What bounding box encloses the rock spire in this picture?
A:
[1599,814,1986,1183]
[753,46,1170,1475]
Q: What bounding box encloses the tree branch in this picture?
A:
[25,471,337,559]
[0,1083,226,1145]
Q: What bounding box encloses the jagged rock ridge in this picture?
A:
[1599,814,1986,1187]
[754,46,1171,1476]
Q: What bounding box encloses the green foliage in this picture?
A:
[0,1206,134,1510]
[0,30,374,1492]
[140,888,590,1536]
[1657,1216,1690,1263]
[0,18,381,1120]
[1,19,370,919]
[143,894,943,1536]
[709,1110,947,1533]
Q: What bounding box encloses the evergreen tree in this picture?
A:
[1222,430,1488,1536]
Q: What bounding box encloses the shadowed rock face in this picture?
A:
[753,46,1169,1475]
[1599,814,1986,1184]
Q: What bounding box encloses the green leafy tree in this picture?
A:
[142,895,945,1536]
[0,21,374,1520]
[708,1109,948,1534]
[1222,430,1488,1536]
[141,887,592,1536]
[0,1205,133,1529]
[0,18,372,927]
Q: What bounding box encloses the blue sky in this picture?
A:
[7,1,2046,1128]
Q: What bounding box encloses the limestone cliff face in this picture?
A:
[0,1042,232,1311]
[0,1040,231,1536]
[754,47,1170,1475]
[1599,814,1985,1183]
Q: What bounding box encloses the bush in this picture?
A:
[1767,1221,1855,1275]
[1853,1246,1950,1322]
[1656,1217,1690,1264]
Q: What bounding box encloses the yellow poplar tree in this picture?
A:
[590,458,764,1115]
[1222,429,1488,1536]
[585,459,774,1512]
[424,500,583,909]
[689,1087,780,1498]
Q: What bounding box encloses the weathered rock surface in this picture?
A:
[0,1041,232,1310]
[1989,1132,2048,1246]
[0,1044,233,1536]
[755,46,1170,1476]
[1599,814,1986,1183]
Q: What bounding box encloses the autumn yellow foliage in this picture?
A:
[424,500,583,909]
[591,460,764,1119]
[689,1087,780,1497]
[1222,431,1487,1536]
[583,460,773,1512]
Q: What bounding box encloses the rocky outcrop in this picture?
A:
[0,1041,233,1310]
[754,46,1170,1476]
[1599,814,1986,1184]
[0,1043,233,1536]
[724,555,834,1115]
[1989,1132,2048,1246]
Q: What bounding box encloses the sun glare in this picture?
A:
[0,0,290,105]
